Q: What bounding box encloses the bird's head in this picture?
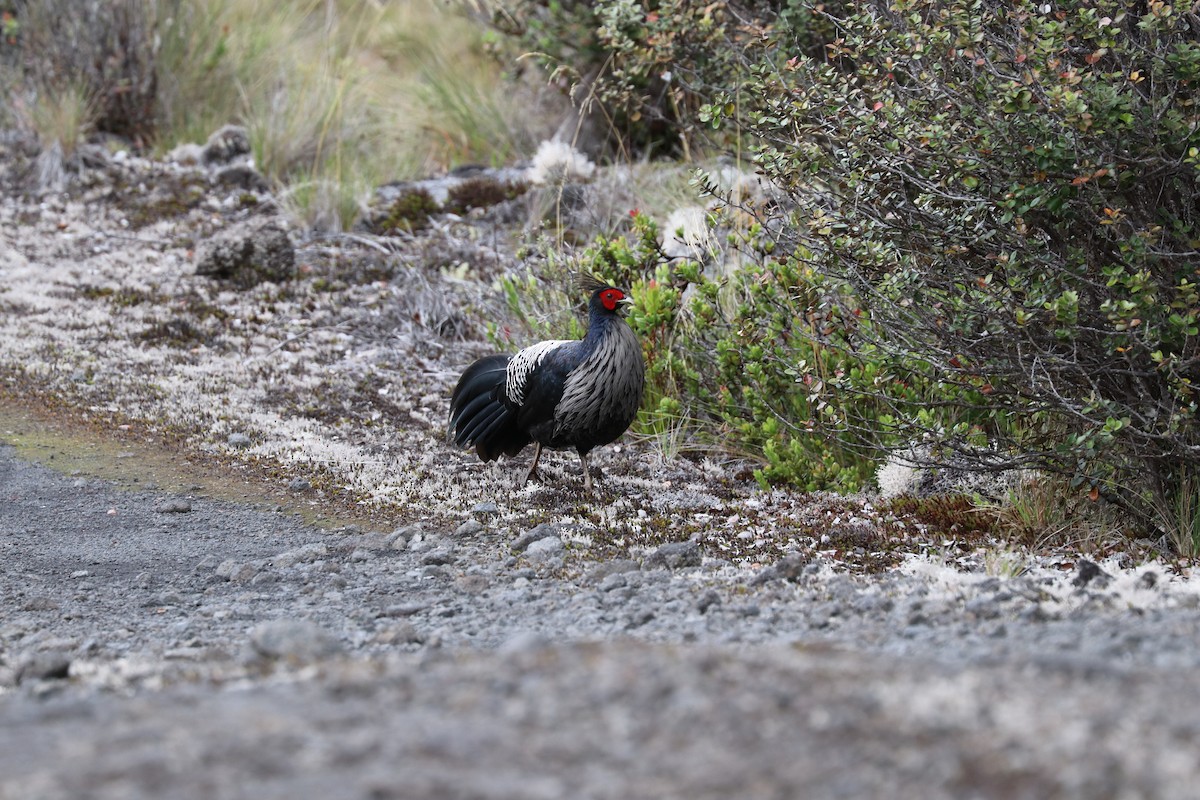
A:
[591,285,633,317]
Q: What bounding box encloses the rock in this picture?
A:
[195,218,295,288]
[215,559,257,582]
[421,547,457,566]
[471,501,499,517]
[16,652,71,684]
[584,559,641,585]
[249,619,342,662]
[697,589,722,614]
[1073,559,1113,590]
[202,124,252,166]
[21,596,59,612]
[154,499,192,513]
[272,544,328,568]
[287,477,311,492]
[388,524,422,550]
[750,552,811,586]
[524,536,564,562]
[512,523,561,553]
[454,519,485,538]
[214,164,269,193]
[644,540,702,570]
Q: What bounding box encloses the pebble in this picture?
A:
[524,536,564,562]
[471,501,499,517]
[215,559,257,582]
[512,523,561,553]
[584,559,641,585]
[696,589,722,614]
[249,619,342,662]
[454,519,485,538]
[644,540,702,569]
[422,547,457,566]
[21,597,60,612]
[15,652,72,684]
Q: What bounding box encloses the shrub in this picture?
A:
[480,0,841,157]
[701,0,1200,538]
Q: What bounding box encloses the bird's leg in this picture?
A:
[521,441,544,487]
[578,451,593,492]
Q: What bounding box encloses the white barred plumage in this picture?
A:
[506,339,571,406]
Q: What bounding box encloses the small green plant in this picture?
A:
[372,188,441,235]
[980,546,1030,579]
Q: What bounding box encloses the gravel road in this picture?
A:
[4,440,1200,799]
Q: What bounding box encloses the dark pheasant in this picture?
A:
[449,283,645,490]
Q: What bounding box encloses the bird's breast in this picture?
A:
[553,322,645,442]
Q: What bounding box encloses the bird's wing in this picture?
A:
[505,339,572,406]
[512,340,584,439]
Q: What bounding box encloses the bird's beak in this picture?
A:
[617,297,634,316]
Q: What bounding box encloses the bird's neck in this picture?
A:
[583,312,622,346]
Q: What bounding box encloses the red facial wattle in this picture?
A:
[601,289,624,311]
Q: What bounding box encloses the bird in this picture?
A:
[449,280,645,491]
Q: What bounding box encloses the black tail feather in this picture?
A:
[452,393,499,442]
[449,354,530,462]
[458,402,507,446]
